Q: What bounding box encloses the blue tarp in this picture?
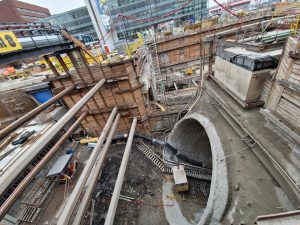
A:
[31,89,53,104]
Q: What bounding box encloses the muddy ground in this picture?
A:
[88,142,208,225]
[91,143,168,225]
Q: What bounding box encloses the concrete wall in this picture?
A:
[214,56,267,102]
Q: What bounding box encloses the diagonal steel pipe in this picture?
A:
[57,107,118,225]
[104,117,137,225]
[72,113,121,225]
[0,79,106,198]
[0,112,88,220]
[0,85,74,142]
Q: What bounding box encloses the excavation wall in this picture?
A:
[46,48,149,134]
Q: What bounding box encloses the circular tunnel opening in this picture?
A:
[168,118,213,169]
[163,113,228,225]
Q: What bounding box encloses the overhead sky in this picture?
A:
[20,0,225,15]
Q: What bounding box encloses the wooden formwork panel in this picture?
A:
[159,43,210,68]
[260,78,272,103]
[50,51,148,135]
[265,36,300,131]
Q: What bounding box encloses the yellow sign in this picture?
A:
[0,31,22,54]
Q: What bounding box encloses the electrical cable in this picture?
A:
[211,0,240,18]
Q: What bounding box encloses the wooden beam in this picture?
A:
[57,55,70,74]
[67,50,85,81]
[52,82,100,94]
[289,51,300,60]
[101,58,133,67]
[106,76,129,83]
[115,84,144,94]
[43,74,70,82]
[43,55,60,76]
[278,79,300,94]
[88,105,138,115]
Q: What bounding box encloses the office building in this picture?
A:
[84,0,115,50]
[106,0,208,40]
[40,6,98,43]
[0,0,50,23]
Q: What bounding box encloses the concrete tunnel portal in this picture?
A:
[167,113,229,224]
[169,117,213,168]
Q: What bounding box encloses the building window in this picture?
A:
[21,15,42,20]
[16,8,49,16]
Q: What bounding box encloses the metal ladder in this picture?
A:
[148,37,164,100]
[135,139,212,181]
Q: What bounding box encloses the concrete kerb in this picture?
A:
[168,113,228,224]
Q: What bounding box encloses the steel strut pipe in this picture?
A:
[57,107,118,225]
[0,79,106,197]
[0,85,74,142]
[104,117,137,225]
[0,112,87,220]
[72,113,121,225]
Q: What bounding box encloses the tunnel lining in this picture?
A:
[168,118,213,167]
[168,113,229,224]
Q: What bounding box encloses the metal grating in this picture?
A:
[18,205,42,223]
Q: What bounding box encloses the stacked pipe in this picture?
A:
[0,79,106,217]
[255,30,291,44]
[72,113,121,225]
[104,117,137,225]
[57,107,119,225]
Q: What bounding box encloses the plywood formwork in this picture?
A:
[45,48,149,135]
[159,43,211,70]
[266,36,300,132]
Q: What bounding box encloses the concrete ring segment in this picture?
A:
[168,113,228,225]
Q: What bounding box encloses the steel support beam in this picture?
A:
[43,55,60,76]
[0,112,87,220]
[72,113,121,225]
[104,117,137,225]
[0,86,74,142]
[56,55,70,75]
[57,107,118,225]
[0,44,71,65]
[0,79,106,197]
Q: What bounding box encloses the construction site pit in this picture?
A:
[88,138,213,225]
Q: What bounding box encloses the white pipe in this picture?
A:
[72,113,121,225]
[57,107,118,225]
[173,82,178,90]
[104,118,137,225]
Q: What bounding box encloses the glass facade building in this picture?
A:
[40,6,98,41]
[106,0,208,40]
